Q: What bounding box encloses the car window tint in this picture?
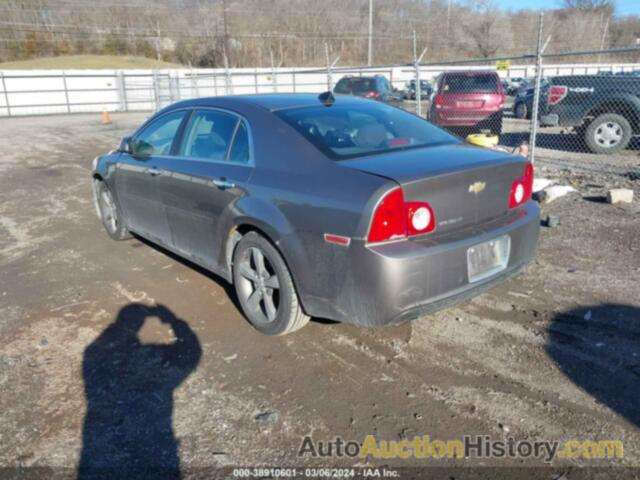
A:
[334,79,351,94]
[229,121,250,163]
[443,74,499,93]
[275,102,458,160]
[132,111,186,156]
[349,78,376,94]
[179,110,239,161]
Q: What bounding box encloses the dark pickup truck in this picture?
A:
[540,75,640,154]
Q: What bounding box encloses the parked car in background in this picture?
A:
[513,78,549,119]
[404,79,433,99]
[334,75,404,106]
[92,93,539,335]
[540,74,640,153]
[615,70,640,77]
[429,71,504,135]
[506,77,525,95]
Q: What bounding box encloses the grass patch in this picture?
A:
[0,55,183,69]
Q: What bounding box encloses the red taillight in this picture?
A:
[548,85,568,105]
[433,94,444,109]
[367,188,436,243]
[368,188,406,243]
[509,162,534,209]
[365,91,380,99]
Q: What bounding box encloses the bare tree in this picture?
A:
[0,0,637,66]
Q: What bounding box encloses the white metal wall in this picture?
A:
[1,63,638,116]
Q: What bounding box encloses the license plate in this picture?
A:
[457,100,482,108]
[467,235,511,283]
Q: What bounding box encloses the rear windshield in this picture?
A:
[335,78,376,94]
[442,74,499,93]
[274,102,458,160]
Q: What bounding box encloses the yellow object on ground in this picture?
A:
[466,133,499,148]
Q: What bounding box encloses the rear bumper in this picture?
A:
[433,109,502,127]
[333,201,540,326]
[540,113,559,127]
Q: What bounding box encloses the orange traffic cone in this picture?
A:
[101,110,112,125]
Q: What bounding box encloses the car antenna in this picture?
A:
[318,91,335,107]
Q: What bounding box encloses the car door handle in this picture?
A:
[147,167,162,176]
[213,178,235,189]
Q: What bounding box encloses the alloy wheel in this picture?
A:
[594,121,623,148]
[236,247,281,323]
[100,189,118,234]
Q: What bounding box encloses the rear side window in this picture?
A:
[229,121,250,163]
[334,78,351,94]
[274,102,457,160]
[132,110,186,156]
[179,110,238,161]
[442,74,499,93]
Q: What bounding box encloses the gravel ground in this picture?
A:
[0,112,639,478]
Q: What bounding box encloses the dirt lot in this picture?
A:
[0,112,639,478]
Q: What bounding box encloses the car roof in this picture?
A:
[442,70,498,76]
[165,93,373,113]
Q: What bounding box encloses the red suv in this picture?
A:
[429,71,504,135]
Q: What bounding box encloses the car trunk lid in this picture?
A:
[340,144,528,235]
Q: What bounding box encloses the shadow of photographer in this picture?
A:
[78,303,202,479]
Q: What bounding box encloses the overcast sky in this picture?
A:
[495,0,638,16]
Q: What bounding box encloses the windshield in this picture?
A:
[274,102,458,160]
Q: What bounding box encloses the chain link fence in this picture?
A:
[531,49,640,180]
[1,47,639,180]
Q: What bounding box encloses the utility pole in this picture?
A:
[413,30,427,118]
[154,21,162,62]
[325,43,339,91]
[529,12,551,165]
[367,0,373,66]
[222,0,230,66]
[598,17,609,63]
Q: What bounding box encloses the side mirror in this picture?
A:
[119,136,133,154]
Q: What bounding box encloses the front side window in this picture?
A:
[132,110,186,156]
[179,110,239,161]
[274,102,458,160]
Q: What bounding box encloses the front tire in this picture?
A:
[96,181,131,241]
[584,113,632,154]
[232,232,309,335]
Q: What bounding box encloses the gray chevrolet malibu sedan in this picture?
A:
[92,93,539,335]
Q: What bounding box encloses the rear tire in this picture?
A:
[584,113,632,154]
[490,117,503,136]
[232,232,309,335]
[96,181,131,241]
[514,102,528,119]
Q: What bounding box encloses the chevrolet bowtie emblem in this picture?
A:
[468,181,486,194]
